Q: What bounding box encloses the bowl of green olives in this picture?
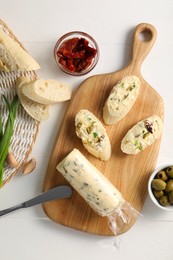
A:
[148,165,173,211]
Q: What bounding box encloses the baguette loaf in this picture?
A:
[0,27,40,71]
[21,79,72,105]
[103,75,140,125]
[121,115,163,155]
[16,77,50,122]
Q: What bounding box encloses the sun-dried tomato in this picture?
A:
[145,120,153,133]
[56,37,97,73]
[60,38,79,52]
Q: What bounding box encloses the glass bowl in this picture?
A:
[148,164,173,212]
[54,31,99,76]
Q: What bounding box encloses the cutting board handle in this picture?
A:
[130,23,157,72]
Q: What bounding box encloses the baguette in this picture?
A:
[21,79,72,105]
[121,115,163,155]
[103,75,140,125]
[16,77,50,121]
[0,27,40,71]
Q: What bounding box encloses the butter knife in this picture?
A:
[0,185,72,217]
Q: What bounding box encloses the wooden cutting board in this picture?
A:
[43,23,164,235]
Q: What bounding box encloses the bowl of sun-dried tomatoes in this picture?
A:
[54,31,99,76]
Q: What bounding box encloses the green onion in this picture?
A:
[0,115,3,142]
[0,95,19,187]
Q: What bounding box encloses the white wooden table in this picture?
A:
[0,0,173,259]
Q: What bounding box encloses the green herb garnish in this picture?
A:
[134,139,138,146]
[86,126,92,134]
[143,132,150,139]
[133,139,142,150]
[93,132,98,138]
[0,95,19,187]
[138,143,143,150]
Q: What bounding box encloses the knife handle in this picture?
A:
[0,185,72,217]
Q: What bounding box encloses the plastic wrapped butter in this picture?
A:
[57,148,139,235]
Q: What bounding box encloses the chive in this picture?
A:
[0,96,17,157]
[138,144,143,150]
[0,115,3,143]
[93,132,98,138]
[134,139,138,146]
[3,95,10,111]
[0,95,19,187]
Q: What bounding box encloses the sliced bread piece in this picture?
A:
[103,75,140,125]
[75,109,111,161]
[21,79,72,105]
[16,77,50,122]
[0,28,40,71]
[121,115,163,155]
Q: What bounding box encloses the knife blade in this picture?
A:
[0,185,72,217]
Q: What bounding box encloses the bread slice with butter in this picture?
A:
[0,27,40,71]
[121,115,163,155]
[75,109,111,161]
[103,75,140,125]
[21,79,72,105]
[16,77,50,122]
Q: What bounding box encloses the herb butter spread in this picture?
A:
[57,149,123,217]
[103,75,140,125]
[75,109,111,161]
[121,115,163,155]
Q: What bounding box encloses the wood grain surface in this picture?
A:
[43,23,164,235]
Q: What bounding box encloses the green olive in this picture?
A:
[157,170,168,181]
[159,195,170,207]
[168,191,173,204]
[165,179,173,192]
[166,166,173,178]
[151,179,166,191]
[153,189,164,199]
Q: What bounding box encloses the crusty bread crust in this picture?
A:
[16,77,50,121]
[0,22,40,71]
